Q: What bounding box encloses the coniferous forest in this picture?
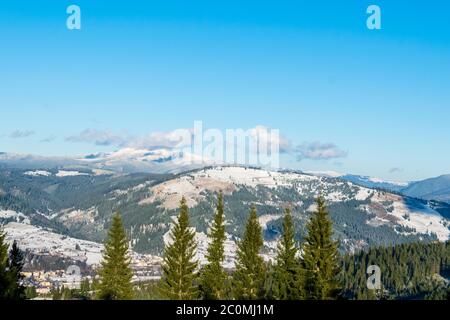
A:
[0,195,449,300]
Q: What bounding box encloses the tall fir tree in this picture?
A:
[232,205,266,300]
[199,193,228,300]
[272,208,304,300]
[6,241,26,300]
[160,197,199,300]
[0,229,10,300]
[301,197,341,300]
[97,212,134,300]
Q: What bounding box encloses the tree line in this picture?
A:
[340,240,450,300]
[122,194,341,300]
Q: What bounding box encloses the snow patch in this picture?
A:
[56,170,89,177]
[258,214,282,230]
[24,170,52,177]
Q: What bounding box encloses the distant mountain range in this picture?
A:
[339,174,409,192]
[0,148,206,174]
[1,147,450,205]
[401,175,450,203]
[336,174,450,205]
[301,170,450,205]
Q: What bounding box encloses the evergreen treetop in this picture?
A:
[273,208,303,300]
[97,212,134,300]
[200,193,228,300]
[7,241,26,300]
[160,197,199,300]
[0,229,10,299]
[301,197,341,300]
[232,205,266,300]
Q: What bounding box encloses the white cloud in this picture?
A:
[248,125,292,153]
[66,129,128,146]
[66,128,193,150]
[66,125,288,152]
[66,126,345,165]
[9,130,35,139]
[128,129,193,149]
[295,141,348,161]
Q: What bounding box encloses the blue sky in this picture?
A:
[1,0,450,181]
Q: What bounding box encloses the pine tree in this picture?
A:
[272,208,304,300]
[199,193,228,300]
[0,229,10,300]
[97,212,134,300]
[6,241,26,300]
[160,197,199,300]
[232,205,266,300]
[301,197,341,300]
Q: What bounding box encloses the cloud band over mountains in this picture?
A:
[65,126,347,162]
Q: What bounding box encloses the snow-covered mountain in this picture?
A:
[2,165,449,268]
[77,148,209,174]
[297,171,411,193]
[401,175,450,204]
[0,152,79,169]
[340,174,410,192]
[0,148,208,174]
[2,148,448,204]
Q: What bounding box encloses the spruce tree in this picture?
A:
[301,197,341,300]
[272,208,303,300]
[6,241,26,300]
[160,197,199,300]
[232,205,266,300]
[200,193,228,299]
[97,212,134,300]
[0,229,10,300]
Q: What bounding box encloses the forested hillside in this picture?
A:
[341,241,450,300]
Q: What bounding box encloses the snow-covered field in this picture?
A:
[140,166,386,210]
[362,192,450,241]
[2,222,162,267]
[23,169,90,178]
[24,170,52,177]
[3,222,103,265]
[55,170,89,177]
[142,166,319,209]
[0,210,30,224]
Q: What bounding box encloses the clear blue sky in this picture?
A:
[1,0,449,181]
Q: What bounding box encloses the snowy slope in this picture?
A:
[139,166,450,242]
[2,222,162,268]
[3,222,104,265]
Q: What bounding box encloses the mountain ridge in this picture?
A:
[1,165,449,266]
